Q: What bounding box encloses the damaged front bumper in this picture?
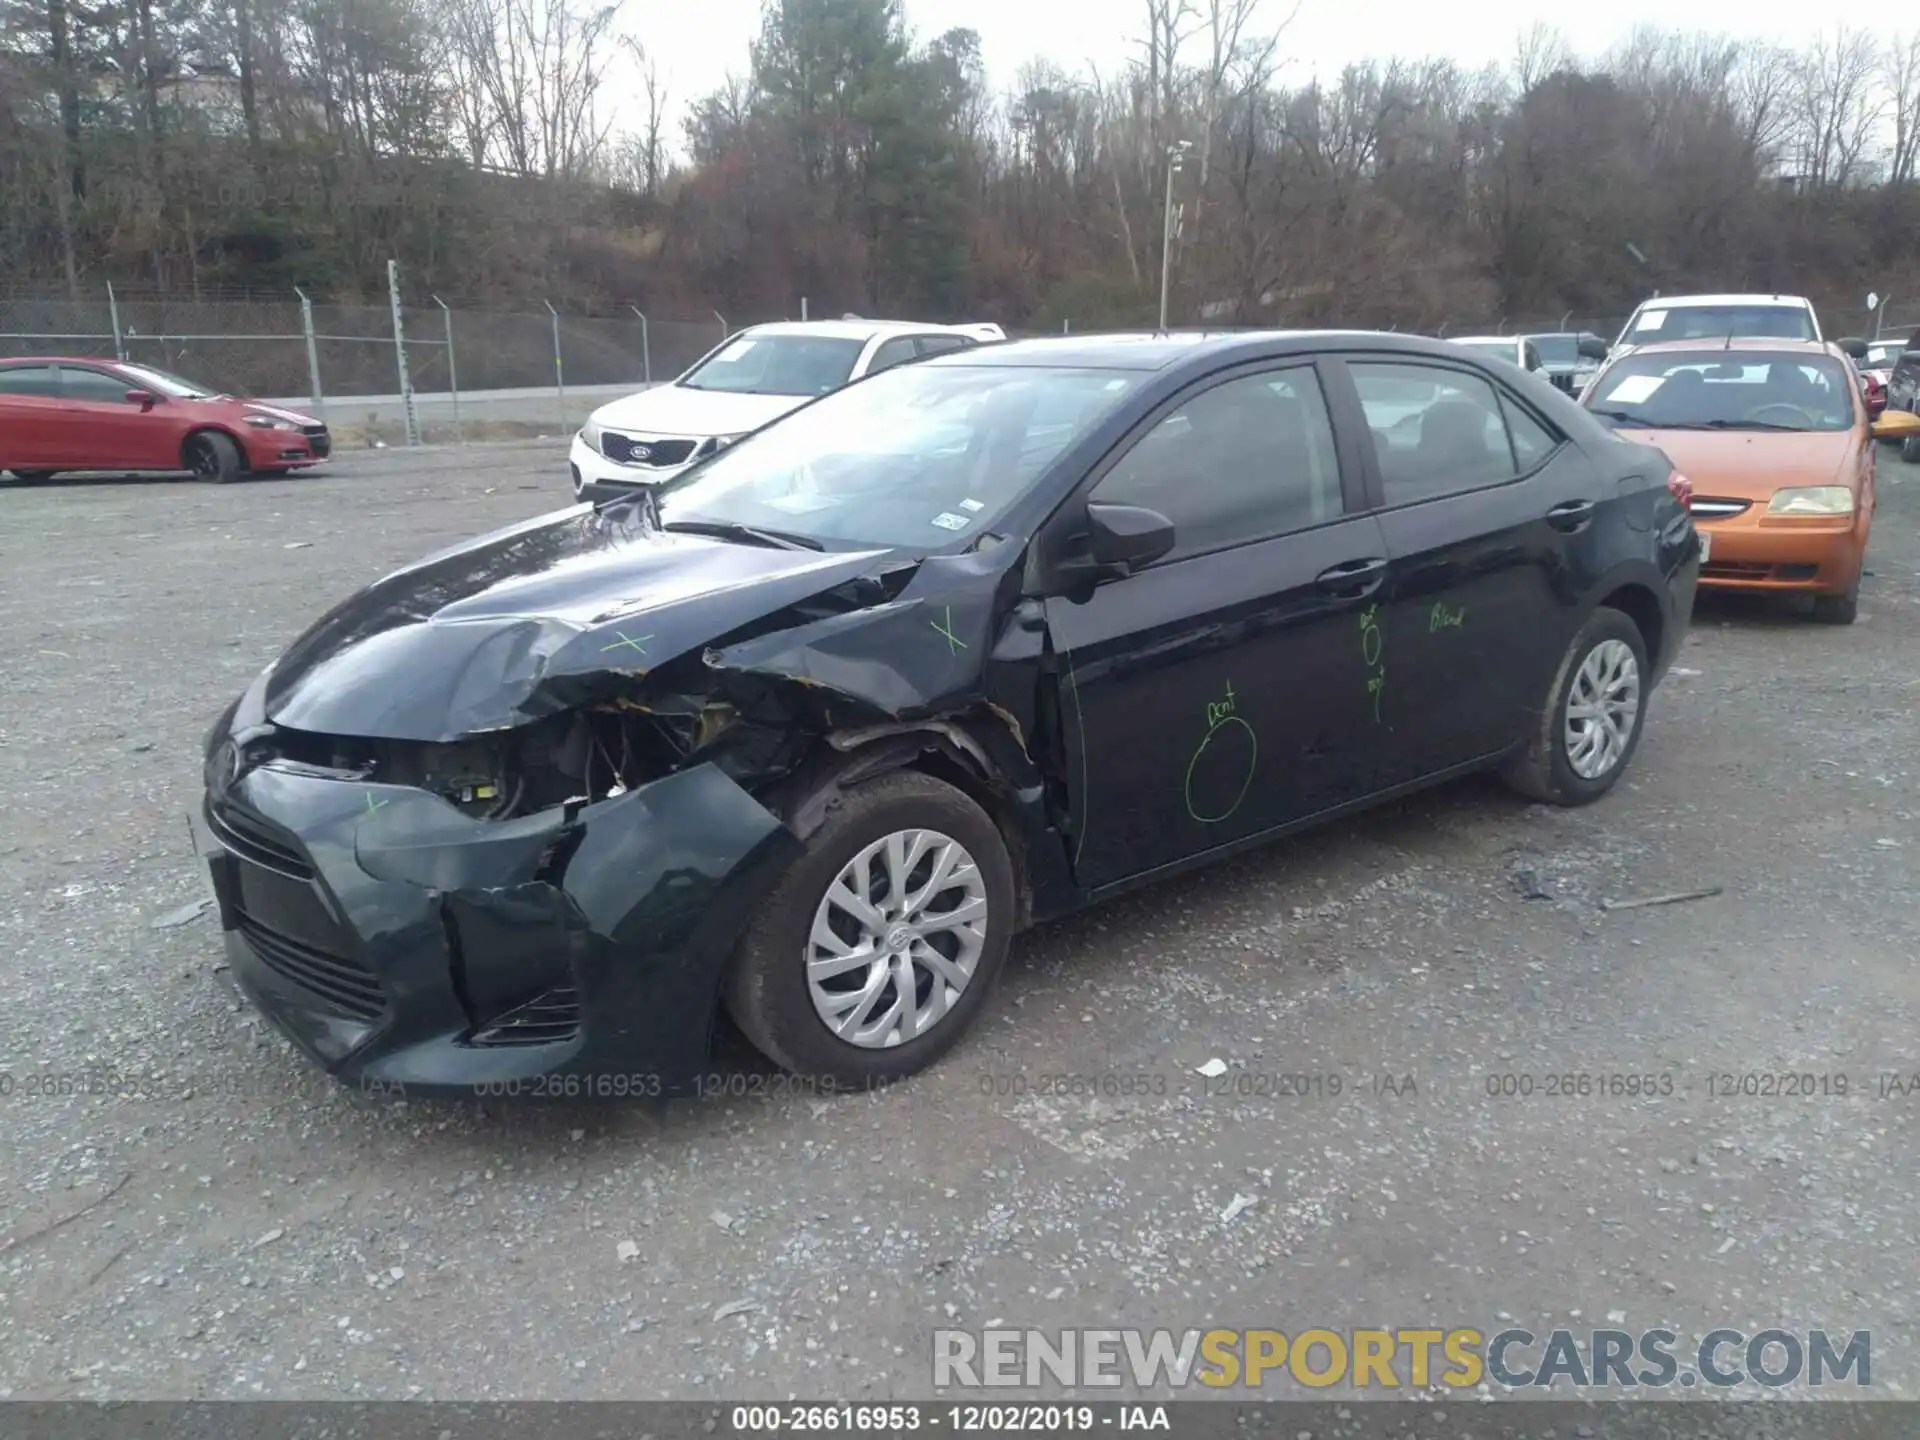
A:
[195,754,801,1097]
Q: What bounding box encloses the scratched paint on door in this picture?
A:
[1184,680,1258,824]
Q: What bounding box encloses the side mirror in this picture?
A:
[1836,337,1868,360]
[126,388,157,409]
[1871,409,1920,440]
[1045,501,1176,593]
[1087,501,1176,574]
[1577,336,1611,362]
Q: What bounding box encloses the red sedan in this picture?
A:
[0,357,330,484]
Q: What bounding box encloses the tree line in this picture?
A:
[1,0,1918,331]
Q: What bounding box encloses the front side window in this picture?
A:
[1629,305,1817,344]
[116,362,215,398]
[1530,335,1578,366]
[1585,352,1855,432]
[1091,368,1344,560]
[679,334,866,397]
[60,366,138,402]
[866,337,919,375]
[1351,362,1532,504]
[654,364,1139,550]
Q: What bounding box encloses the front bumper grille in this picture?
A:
[1690,497,1753,519]
[600,433,715,468]
[240,915,385,1021]
[206,797,312,879]
[471,985,583,1046]
[303,425,331,459]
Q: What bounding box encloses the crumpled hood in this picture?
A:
[264,504,891,742]
[590,384,807,439]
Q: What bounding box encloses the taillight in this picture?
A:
[1667,471,1693,508]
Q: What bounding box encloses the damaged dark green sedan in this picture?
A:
[196,332,1695,1094]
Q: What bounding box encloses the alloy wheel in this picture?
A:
[805,828,990,1048]
[188,438,219,480]
[1564,638,1640,780]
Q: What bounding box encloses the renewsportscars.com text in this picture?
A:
[932,1327,1872,1391]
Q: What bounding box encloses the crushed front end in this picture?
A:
[195,670,802,1096]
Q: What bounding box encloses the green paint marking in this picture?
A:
[931,606,967,654]
[1429,601,1466,632]
[601,630,654,655]
[1184,681,1258,824]
[365,794,388,815]
[1359,603,1387,723]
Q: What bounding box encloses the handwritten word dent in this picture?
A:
[1206,679,1238,729]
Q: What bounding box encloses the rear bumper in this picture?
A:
[195,755,801,1098]
[1696,510,1866,594]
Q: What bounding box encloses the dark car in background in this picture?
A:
[194,331,1699,1098]
[0,357,328,484]
[1888,339,1920,461]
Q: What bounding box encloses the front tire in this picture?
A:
[1812,573,1860,625]
[725,770,1016,1088]
[1500,606,1649,807]
[185,430,245,483]
[6,469,55,483]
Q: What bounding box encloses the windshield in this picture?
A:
[1585,351,1855,432]
[680,334,866,397]
[652,364,1140,550]
[118,362,216,398]
[1865,344,1901,367]
[1626,305,1816,344]
[1528,335,1578,365]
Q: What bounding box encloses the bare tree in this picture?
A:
[1791,28,1885,187]
[1513,22,1574,93]
[1885,32,1920,186]
[618,35,668,195]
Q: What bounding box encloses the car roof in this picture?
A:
[0,355,121,366]
[921,329,1507,372]
[1611,337,1840,359]
[1449,335,1521,346]
[1631,294,1814,309]
[738,319,973,342]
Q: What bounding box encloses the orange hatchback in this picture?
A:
[1583,339,1920,623]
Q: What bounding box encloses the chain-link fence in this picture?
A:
[0,283,755,441]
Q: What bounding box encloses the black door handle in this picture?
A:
[1546,499,1596,531]
[1315,557,1388,596]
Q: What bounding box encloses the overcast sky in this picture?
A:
[613,0,1850,143]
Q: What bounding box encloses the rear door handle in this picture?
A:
[1315,557,1388,597]
[1546,499,1596,532]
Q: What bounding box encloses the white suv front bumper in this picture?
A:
[567,431,699,499]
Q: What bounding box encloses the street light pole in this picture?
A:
[1158,141,1191,332]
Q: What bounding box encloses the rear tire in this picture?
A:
[6,469,55,483]
[1500,606,1649,807]
[1902,434,1920,464]
[185,430,245,484]
[725,770,1016,1089]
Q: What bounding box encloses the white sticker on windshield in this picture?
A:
[1105,379,1129,390]
[958,498,985,512]
[763,492,840,514]
[715,338,757,360]
[1635,310,1667,332]
[1606,374,1666,404]
[930,512,972,531]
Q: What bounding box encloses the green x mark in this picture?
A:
[364,794,388,815]
[601,630,654,655]
[931,605,967,655]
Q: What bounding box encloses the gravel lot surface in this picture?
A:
[2,441,1917,1406]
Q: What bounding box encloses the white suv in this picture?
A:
[1613,294,1821,357]
[569,319,995,499]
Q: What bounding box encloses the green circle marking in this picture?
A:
[1184,715,1259,824]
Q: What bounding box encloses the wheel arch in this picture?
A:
[180,424,247,471]
[1594,578,1664,671]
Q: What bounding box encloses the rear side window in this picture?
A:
[0,365,59,396]
[916,335,971,357]
[1352,362,1543,505]
[867,337,920,374]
